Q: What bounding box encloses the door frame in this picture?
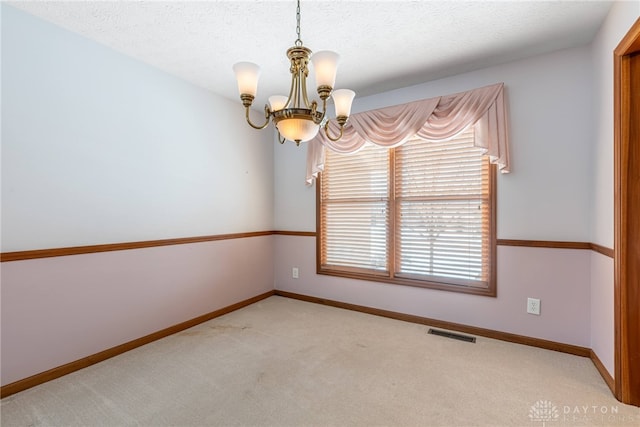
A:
[614,17,640,406]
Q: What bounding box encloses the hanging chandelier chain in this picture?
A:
[295,0,303,47]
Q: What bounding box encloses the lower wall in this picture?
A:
[0,235,274,386]
[274,235,591,348]
[590,251,615,378]
[1,233,612,390]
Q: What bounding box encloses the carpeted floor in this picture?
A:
[2,296,639,426]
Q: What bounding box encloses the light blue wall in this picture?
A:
[1,4,274,251]
[275,45,595,242]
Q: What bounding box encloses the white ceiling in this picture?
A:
[8,1,612,107]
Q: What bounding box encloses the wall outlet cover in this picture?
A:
[527,298,541,315]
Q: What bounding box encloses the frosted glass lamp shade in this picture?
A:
[268,95,288,111]
[332,89,356,117]
[233,62,260,96]
[276,118,320,143]
[310,51,339,88]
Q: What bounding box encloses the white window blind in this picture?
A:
[320,144,390,273]
[319,127,495,294]
[395,129,490,287]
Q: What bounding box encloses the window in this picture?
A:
[318,127,496,296]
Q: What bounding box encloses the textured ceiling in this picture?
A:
[8,1,612,107]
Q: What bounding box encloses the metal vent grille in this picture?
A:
[428,328,476,343]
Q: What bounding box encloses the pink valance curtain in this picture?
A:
[306,82,510,184]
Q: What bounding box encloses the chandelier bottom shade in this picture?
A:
[275,118,320,143]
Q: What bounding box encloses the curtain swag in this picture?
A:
[306,82,510,184]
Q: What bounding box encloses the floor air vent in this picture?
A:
[428,328,476,343]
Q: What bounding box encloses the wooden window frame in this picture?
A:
[316,140,497,297]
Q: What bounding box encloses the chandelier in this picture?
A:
[233,0,355,146]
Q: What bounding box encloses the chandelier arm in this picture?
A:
[318,98,328,123]
[323,120,344,142]
[300,66,312,109]
[282,73,297,110]
[277,131,286,144]
[310,101,322,125]
[244,105,271,130]
[292,73,300,108]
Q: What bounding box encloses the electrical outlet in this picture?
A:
[292,267,299,279]
[527,298,541,315]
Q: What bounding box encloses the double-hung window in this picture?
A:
[318,127,497,296]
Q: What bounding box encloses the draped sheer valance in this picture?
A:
[306,82,510,184]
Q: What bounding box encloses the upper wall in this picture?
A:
[1,5,275,252]
[590,1,639,247]
[275,44,594,242]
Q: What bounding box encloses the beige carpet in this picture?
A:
[2,296,639,426]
